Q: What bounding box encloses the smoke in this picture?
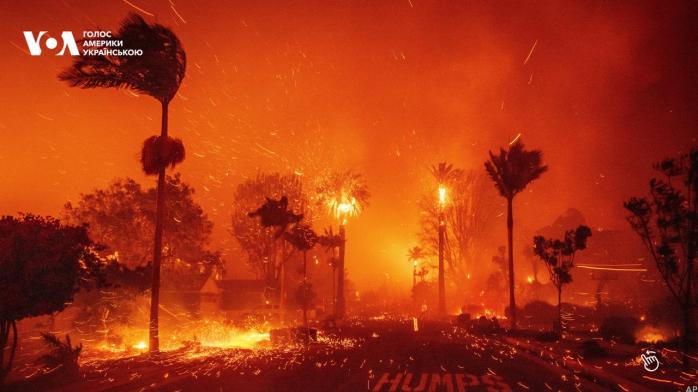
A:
[1,1,696,290]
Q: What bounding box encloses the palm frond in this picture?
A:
[484,140,547,199]
[58,13,186,103]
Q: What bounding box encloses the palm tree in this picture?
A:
[484,140,547,329]
[284,223,318,343]
[407,246,425,291]
[430,162,461,316]
[316,171,370,318]
[59,14,186,352]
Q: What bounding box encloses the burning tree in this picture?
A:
[419,170,497,294]
[625,148,697,366]
[407,246,426,290]
[0,215,102,382]
[315,170,370,318]
[533,225,592,332]
[485,139,548,329]
[428,162,461,316]
[59,13,187,352]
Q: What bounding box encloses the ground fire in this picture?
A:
[1,1,697,391]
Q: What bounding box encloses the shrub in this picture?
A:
[599,316,640,344]
[37,333,82,376]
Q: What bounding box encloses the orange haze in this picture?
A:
[1,1,697,289]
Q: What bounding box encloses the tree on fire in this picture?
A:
[232,173,307,285]
[59,13,187,352]
[63,176,221,331]
[625,148,698,367]
[429,162,461,316]
[419,171,497,292]
[533,225,592,332]
[485,140,548,329]
[0,215,103,382]
[315,170,370,318]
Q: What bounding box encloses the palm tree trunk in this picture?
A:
[507,197,516,329]
[557,287,562,333]
[149,101,169,353]
[279,240,286,325]
[331,264,336,316]
[412,264,416,291]
[303,251,309,345]
[336,224,346,318]
[438,211,446,317]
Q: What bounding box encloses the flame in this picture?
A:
[327,194,360,223]
[636,327,666,343]
[526,276,534,284]
[438,185,447,208]
[89,320,271,357]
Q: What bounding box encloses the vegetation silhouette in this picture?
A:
[0,214,102,381]
[533,225,592,332]
[625,148,697,367]
[485,140,548,329]
[64,176,220,331]
[232,173,306,284]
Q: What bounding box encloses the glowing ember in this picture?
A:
[133,341,147,350]
[328,196,360,223]
[636,327,666,344]
[87,320,271,357]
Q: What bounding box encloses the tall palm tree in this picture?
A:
[407,246,426,291]
[484,140,547,329]
[59,14,186,352]
[316,171,369,318]
[430,163,461,316]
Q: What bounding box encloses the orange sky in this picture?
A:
[1,1,697,289]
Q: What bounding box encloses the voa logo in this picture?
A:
[23,31,79,56]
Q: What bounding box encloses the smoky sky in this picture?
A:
[1,0,697,288]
